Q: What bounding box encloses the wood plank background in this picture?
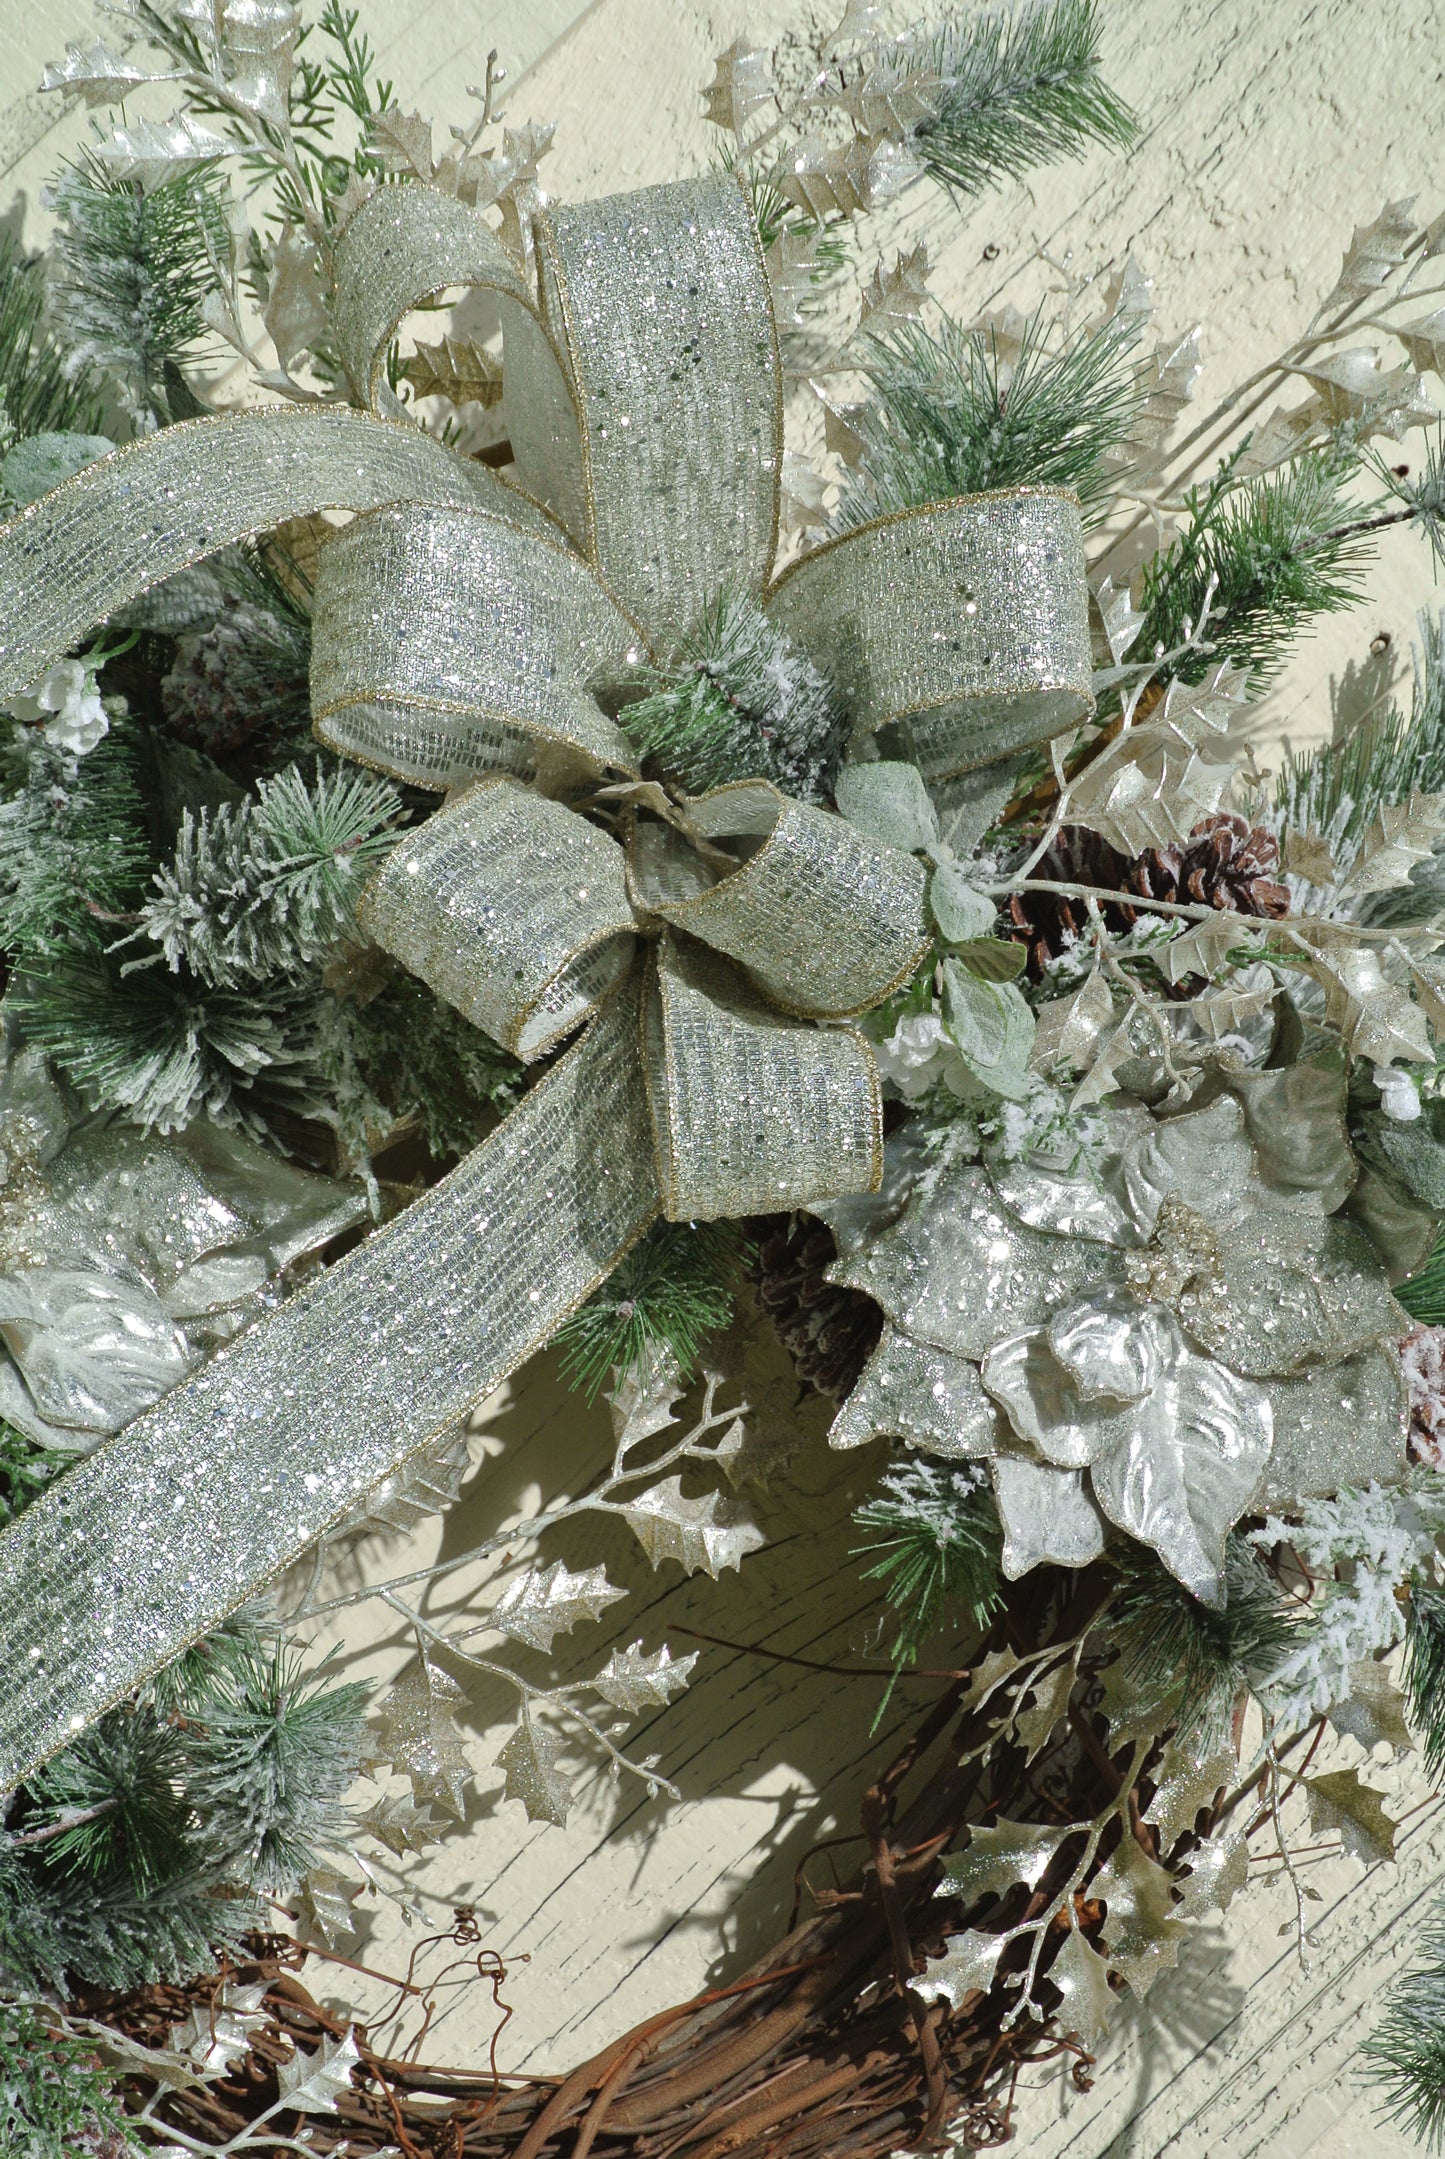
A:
[4,2,1445,2151]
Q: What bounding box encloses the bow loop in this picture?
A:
[358,779,636,1060]
[643,935,882,1221]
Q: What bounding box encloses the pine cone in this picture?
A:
[161,602,311,759]
[1007,813,1290,979]
[748,1213,882,1402]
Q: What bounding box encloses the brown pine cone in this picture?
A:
[748,1213,882,1402]
[161,602,311,759]
[1007,813,1290,979]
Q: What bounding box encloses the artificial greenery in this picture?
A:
[1405,1575,1445,1781]
[0,232,105,449]
[1363,1904,1445,2150]
[620,589,844,801]
[332,966,523,1165]
[0,1619,365,1995]
[1400,1230,1445,1326]
[853,1459,1003,1722]
[0,1426,67,1533]
[0,1999,145,2159]
[46,160,231,426]
[1107,1535,1307,1739]
[838,308,1146,531]
[557,1220,746,1400]
[0,718,151,964]
[910,0,1139,200]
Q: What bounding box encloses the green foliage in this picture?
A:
[0,1618,366,1994]
[911,0,1139,199]
[1362,1903,1445,2149]
[0,2000,145,2159]
[1371,426,1445,574]
[0,720,151,965]
[46,160,232,424]
[1399,1228,1445,1326]
[1134,444,1374,692]
[1405,1575,1445,1781]
[837,308,1145,531]
[854,1459,1003,1723]
[126,762,402,988]
[0,1425,68,1532]
[620,588,843,800]
[334,967,522,1164]
[557,1220,745,1399]
[1107,1536,1306,1738]
[0,230,105,445]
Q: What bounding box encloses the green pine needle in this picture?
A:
[1363,1903,1445,2148]
[0,230,105,444]
[0,1425,68,1533]
[911,0,1139,200]
[336,967,523,1164]
[0,720,151,966]
[837,308,1146,531]
[556,1220,745,1399]
[854,1460,1003,1726]
[1400,1231,1445,1326]
[0,2000,145,2159]
[1107,1537,1307,1739]
[1405,1576,1445,1782]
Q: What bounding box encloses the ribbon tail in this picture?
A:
[0,981,658,1795]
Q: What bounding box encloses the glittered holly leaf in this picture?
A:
[780,452,830,538]
[1031,969,1118,1076]
[1188,979,1278,1043]
[913,1928,1006,2009]
[702,39,774,134]
[1013,1653,1079,1764]
[42,38,172,106]
[1323,196,1418,307]
[402,336,503,409]
[464,124,557,211]
[355,1790,443,1857]
[767,227,833,334]
[937,1820,1068,1906]
[1174,1831,1248,1920]
[80,2020,210,2095]
[1161,659,1252,743]
[1093,575,1146,664]
[495,1720,573,1827]
[292,1867,362,1949]
[960,1645,1023,1717]
[1096,1653,1179,1751]
[1156,915,1261,985]
[173,1982,270,2075]
[91,115,240,191]
[1094,1836,1187,1998]
[778,134,923,222]
[622,1475,765,1577]
[277,2030,362,2115]
[1345,792,1445,895]
[1306,1767,1397,1862]
[1399,305,1445,376]
[1135,328,1204,452]
[1308,944,1433,1066]
[338,1426,473,1542]
[941,961,1035,1101]
[593,1640,699,1715]
[823,0,887,50]
[609,1351,685,1453]
[1143,1740,1235,1853]
[368,106,435,180]
[368,1660,473,1817]
[846,242,933,352]
[1282,827,1339,885]
[263,229,328,371]
[1049,1926,1115,2046]
[825,61,941,137]
[493,1560,628,1653]
[713,1371,808,1488]
[1299,350,1436,438]
[1067,729,1233,855]
[1097,253,1154,327]
[1329,1660,1413,1755]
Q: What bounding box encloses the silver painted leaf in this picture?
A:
[593,1640,698,1714]
[1142,1739,1234,1852]
[1178,1210,1407,1378]
[333,1426,472,1542]
[1306,1768,1397,1862]
[495,1721,573,1827]
[937,1819,1069,1905]
[90,115,241,191]
[991,1455,1106,1578]
[1030,968,1117,1076]
[1049,1926,1115,2046]
[1329,1660,1413,1755]
[1094,1835,1187,1998]
[368,1661,473,1818]
[986,1114,1152,1247]
[1221,1065,1356,1215]
[829,1161,1122,1360]
[1259,1344,1407,1508]
[913,1928,1006,2009]
[492,1560,627,1653]
[277,2031,362,2114]
[828,1324,1002,1456]
[1310,944,1433,1066]
[1173,1831,1248,1920]
[622,1475,765,1577]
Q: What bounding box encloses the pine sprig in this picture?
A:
[0,2000,145,2159]
[0,721,151,966]
[854,1459,1003,1723]
[1107,1536,1306,1738]
[332,967,523,1165]
[1405,1575,1445,1782]
[909,0,1139,200]
[557,1220,745,1399]
[620,588,843,801]
[1363,1903,1445,2149]
[0,230,105,445]
[837,308,1146,530]
[1400,1230,1445,1326]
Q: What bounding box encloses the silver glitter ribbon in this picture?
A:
[0,170,1092,1788]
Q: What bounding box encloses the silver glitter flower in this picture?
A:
[823,1074,1411,1601]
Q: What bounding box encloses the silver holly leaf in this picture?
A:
[1012,1653,1079,1763]
[1323,196,1418,306]
[90,115,241,192]
[334,1426,473,1543]
[1093,1835,1187,1999]
[593,1641,698,1715]
[172,1981,270,2075]
[1173,1831,1248,1920]
[1093,574,1146,664]
[1306,1767,1397,1862]
[937,1820,1070,1906]
[1142,1739,1235,1853]
[354,1790,442,1857]
[276,2030,362,2115]
[621,1475,765,1577]
[913,1928,1006,2009]
[1328,1660,1413,1755]
[494,1720,573,1827]
[367,1660,473,1818]
[292,1867,362,1949]
[702,39,774,134]
[41,38,175,106]
[492,1560,627,1653]
[609,1350,685,1452]
[1066,726,1234,856]
[1346,791,1445,895]
[1049,1926,1115,2046]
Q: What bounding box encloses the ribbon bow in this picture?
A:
[0,173,1091,1790]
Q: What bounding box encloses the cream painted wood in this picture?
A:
[3,0,1445,2150]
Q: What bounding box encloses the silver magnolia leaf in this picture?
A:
[937,1819,1070,1905]
[1306,1768,1397,1863]
[1049,1926,1115,2046]
[494,1720,573,1827]
[277,2030,362,2114]
[913,1928,1006,2009]
[621,1475,765,1577]
[593,1640,698,1715]
[991,1456,1106,1578]
[90,115,241,191]
[828,1323,1002,1456]
[492,1559,627,1653]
